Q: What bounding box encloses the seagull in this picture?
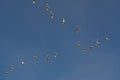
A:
[105,35,110,41]
[53,51,58,58]
[9,66,14,71]
[61,18,65,24]
[46,54,50,61]
[96,39,100,46]
[32,0,35,4]
[45,3,49,11]
[50,10,54,19]
[89,44,94,49]
[21,60,25,65]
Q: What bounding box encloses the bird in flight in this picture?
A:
[53,51,58,58]
[50,10,54,19]
[61,18,65,24]
[89,44,94,49]
[32,0,35,4]
[21,60,25,65]
[105,35,110,41]
[45,3,49,11]
[9,66,14,72]
[96,39,100,46]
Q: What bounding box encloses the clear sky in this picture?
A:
[0,0,120,80]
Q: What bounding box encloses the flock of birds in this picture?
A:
[3,0,111,76]
[75,35,110,54]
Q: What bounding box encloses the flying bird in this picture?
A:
[61,18,65,24]
[50,10,54,19]
[105,35,110,41]
[45,3,49,11]
[21,60,25,65]
[9,66,14,71]
[53,51,58,58]
[89,44,94,49]
[96,39,100,46]
[32,0,35,4]
[46,54,50,61]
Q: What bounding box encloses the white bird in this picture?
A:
[89,44,94,49]
[46,54,50,61]
[96,39,100,46]
[50,10,54,19]
[53,51,58,58]
[32,0,35,4]
[9,66,14,71]
[61,18,65,24]
[45,3,49,11]
[105,35,110,41]
[21,60,25,65]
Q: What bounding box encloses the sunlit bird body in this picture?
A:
[105,35,110,41]
[21,60,25,65]
[89,44,94,49]
[32,0,35,4]
[9,66,14,71]
[45,3,49,11]
[96,39,100,46]
[61,18,65,24]
[46,54,50,61]
[53,52,58,58]
[50,10,54,19]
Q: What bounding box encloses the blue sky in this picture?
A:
[0,0,120,80]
